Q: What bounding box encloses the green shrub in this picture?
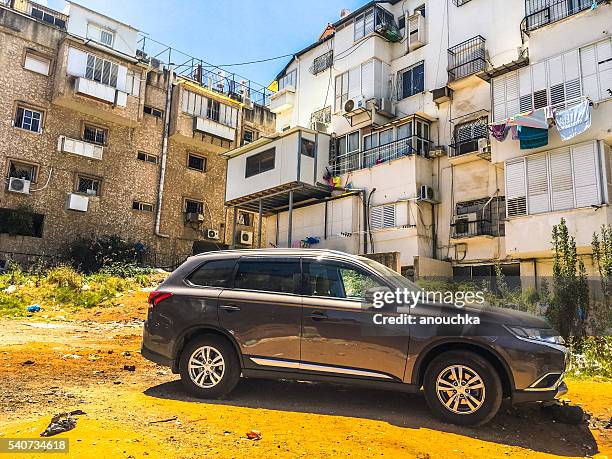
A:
[66,235,146,273]
[99,262,155,278]
[45,266,83,289]
[568,336,612,379]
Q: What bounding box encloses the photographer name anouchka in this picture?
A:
[373,313,481,326]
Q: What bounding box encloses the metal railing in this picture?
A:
[310,50,333,75]
[522,0,605,34]
[450,219,496,238]
[452,0,473,5]
[332,136,432,175]
[448,35,487,82]
[449,116,489,157]
[137,36,273,107]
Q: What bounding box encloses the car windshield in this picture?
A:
[358,257,419,291]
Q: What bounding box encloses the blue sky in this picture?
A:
[47,0,367,86]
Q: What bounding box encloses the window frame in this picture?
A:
[75,174,102,196]
[23,50,52,76]
[137,151,158,164]
[184,258,239,289]
[245,148,276,178]
[143,105,163,118]
[300,137,316,158]
[231,257,302,296]
[14,105,43,133]
[87,22,115,48]
[184,198,204,214]
[7,159,39,183]
[397,61,425,100]
[82,123,107,145]
[187,153,208,172]
[85,53,119,87]
[132,201,154,212]
[278,69,297,92]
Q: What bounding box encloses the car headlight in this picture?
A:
[505,325,565,345]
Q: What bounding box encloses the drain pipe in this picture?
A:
[155,63,174,238]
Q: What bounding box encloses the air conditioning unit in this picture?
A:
[344,96,366,114]
[431,86,453,104]
[8,177,31,195]
[408,12,426,51]
[429,146,447,157]
[206,228,220,240]
[240,230,254,246]
[453,215,471,236]
[377,98,395,118]
[418,185,434,202]
[478,138,491,154]
[243,96,254,110]
[66,193,89,212]
[185,213,205,223]
[150,58,162,70]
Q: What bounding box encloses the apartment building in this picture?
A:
[0,0,275,267]
[224,0,612,283]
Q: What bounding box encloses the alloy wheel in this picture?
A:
[435,364,486,415]
[188,346,225,389]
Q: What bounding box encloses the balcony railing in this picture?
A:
[450,219,496,239]
[16,0,68,29]
[449,116,489,157]
[522,0,604,34]
[332,136,432,175]
[448,35,487,82]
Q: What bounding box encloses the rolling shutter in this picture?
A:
[505,158,527,217]
[67,47,87,77]
[361,60,374,100]
[549,148,574,211]
[492,75,507,122]
[348,66,361,99]
[571,142,600,208]
[597,39,612,101]
[580,44,599,100]
[526,154,550,214]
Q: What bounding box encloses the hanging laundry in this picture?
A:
[511,125,519,141]
[517,126,549,150]
[489,123,510,142]
[554,100,592,141]
[508,107,549,129]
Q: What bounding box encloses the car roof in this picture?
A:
[190,248,370,262]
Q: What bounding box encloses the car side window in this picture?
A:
[186,259,237,288]
[306,261,384,300]
[234,259,301,294]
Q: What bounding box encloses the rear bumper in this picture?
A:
[512,381,568,404]
[141,343,175,369]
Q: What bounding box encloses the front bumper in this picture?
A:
[512,380,568,404]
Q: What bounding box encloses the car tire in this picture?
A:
[179,335,240,399]
[423,350,502,426]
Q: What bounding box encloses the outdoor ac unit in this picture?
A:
[431,86,453,104]
[243,96,254,110]
[408,12,426,51]
[150,58,161,70]
[185,213,205,223]
[453,215,470,236]
[66,193,89,212]
[478,138,491,154]
[429,146,447,157]
[418,185,434,202]
[344,96,366,114]
[240,230,254,246]
[377,98,395,117]
[8,177,31,195]
[206,229,220,240]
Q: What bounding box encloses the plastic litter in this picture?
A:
[27,304,41,313]
[40,410,86,437]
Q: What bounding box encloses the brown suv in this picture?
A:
[142,249,568,425]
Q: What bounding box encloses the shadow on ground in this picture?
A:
[144,378,597,457]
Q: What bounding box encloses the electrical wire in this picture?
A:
[210,53,296,68]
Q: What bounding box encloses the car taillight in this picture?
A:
[148,291,173,308]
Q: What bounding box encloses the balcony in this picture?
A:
[332,136,432,176]
[194,117,235,141]
[75,77,127,107]
[269,88,295,114]
[449,115,490,163]
[522,0,605,34]
[12,0,68,29]
[57,136,103,160]
[450,219,497,240]
[447,36,487,86]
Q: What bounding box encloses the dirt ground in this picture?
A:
[1,290,611,458]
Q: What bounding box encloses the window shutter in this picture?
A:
[519,67,533,112]
[597,39,612,101]
[492,75,507,122]
[382,204,396,228]
[361,60,374,100]
[348,66,361,99]
[571,141,600,208]
[116,65,128,91]
[505,159,527,217]
[563,49,581,103]
[549,148,574,211]
[580,44,599,100]
[506,72,520,119]
[67,47,88,77]
[370,206,383,230]
[532,62,548,109]
[549,55,565,106]
[526,154,550,214]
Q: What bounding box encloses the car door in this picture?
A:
[300,258,410,381]
[218,257,302,369]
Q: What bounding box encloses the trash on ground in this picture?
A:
[4,285,17,294]
[149,417,178,425]
[123,364,136,371]
[40,410,86,437]
[27,304,41,313]
[61,354,82,359]
[246,430,262,440]
[22,360,34,365]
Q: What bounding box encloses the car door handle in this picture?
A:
[308,311,328,321]
[219,304,241,312]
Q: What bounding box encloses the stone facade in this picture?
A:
[0,5,275,267]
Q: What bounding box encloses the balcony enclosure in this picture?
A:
[522,0,603,34]
[451,197,506,239]
[353,5,401,43]
[331,116,432,175]
[450,115,489,157]
[448,36,487,82]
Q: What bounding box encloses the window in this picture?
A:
[14,107,42,133]
[143,105,163,118]
[30,7,65,28]
[245,148,275,178]
[311,50,333,75]
[0,208,44,238]
[76,175,100,196]
[132,201,154,212]
[125,70,141,97]
[278,70,297,91]
[85,54,118,87]
[305,261,384,300]
[505,141,602,217]
[87,23,114,47]
[300,138,316,157]
[182,90,239,128]
[414,4,426,17]
[83,125,106,145]
[398,62,424,99]
[24,52,50,75]
[187,259,238,288]
[370,204,397,230]
[242,129,255,145]
[452,116,489,156]
[398,15,406,30]
[354,6,395,41]
[455,197,506,237]
[137,152,158,164]
[333,131,360,174]
[237,211,253,226]
[207,99,220,122]
[234,259,301,294]
[185,199,204,214]
[334,71,350,111]
[8,160,37,182]
[188,153,207,172]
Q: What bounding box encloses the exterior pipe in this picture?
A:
[155,63,174,239]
